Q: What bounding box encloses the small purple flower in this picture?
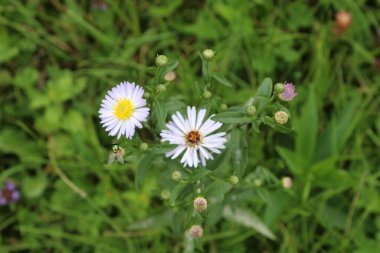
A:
[278,82,298,101]
[0,181,20,206]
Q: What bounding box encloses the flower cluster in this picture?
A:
[98,52,298,239]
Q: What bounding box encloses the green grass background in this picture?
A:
[1,0,380,252]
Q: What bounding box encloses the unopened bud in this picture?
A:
[140,142,149,151]
[171,171,182,182]
[156,55,168,67]
[274,83,285,93]
[143,92,150,99]
[157,84,166,93]
[203,90,212,99]
[229,175,239,185]
[335,11,352,30]
[193,197,207,212]
[202,49,215,61]
[164,71,176,82]
[274,111,289,125]
[160,189,170,200]
[254,179,262,187]
[220,104,228,111]
[246,105,256,116]
[282,177,292,189]
[189,225,203,238]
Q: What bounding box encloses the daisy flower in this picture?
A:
[160,106,227,168]
[99,81,150,139]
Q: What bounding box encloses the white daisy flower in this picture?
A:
[99,81,150,139]
[160,106,227,168]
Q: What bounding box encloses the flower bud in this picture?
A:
[193,197,207,212]
[274,83,285,93]
[254,179,262,187]
[171,170,182,182]
[202,49,215,61]
[156,55,168,67]
[143,92,150,99]
[189,225,203,238]
[203,90,212,99]
[160,189,170,200]
[229,175,239,185]
[246,105,256,116]
[140,142,149,151]
[164,71,176,82]
[220,104,228,111]
[335,11,352,30]
[282,177,292,189]
[274,111,289,125]
[157,84,166,93]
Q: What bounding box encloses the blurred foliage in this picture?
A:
[0,0,380,252]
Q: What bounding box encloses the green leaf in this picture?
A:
[0,128,45,165]
[212,112,251,124]
[35,104,64,134]
[211,73,232,87]
[295,89,318,168]
[153,99,167,130]
[189,168,211,182]
[205,181,232,201]
[22,171,47,199]
[231,128,247,177]
[169,183,186,204]
[262,116,275,128]
[223,206,277,240]
[276,146,302,175]
[135,153,158,190]
[256,78,273,98]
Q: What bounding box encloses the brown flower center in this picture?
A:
[2,189,12,200]
[186,131,201,146]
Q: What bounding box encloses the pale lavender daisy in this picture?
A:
[99,81,150,139]
[278,82,298,101]
[160,106,227,168]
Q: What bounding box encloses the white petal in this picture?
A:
[187,106,196,130]
[195,109,206,130]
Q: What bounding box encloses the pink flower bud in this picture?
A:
[164,71,176,82]
[335,11,352,31]
[189,225,203,238]
[282,177,293,189]
[193,197,207,212]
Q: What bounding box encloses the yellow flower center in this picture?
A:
[113,99,134,120]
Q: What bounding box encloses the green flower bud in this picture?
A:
[203,90,212,99]
[274,111,288,125]
[274,83,285,93]
[140,142,149,151]
[157,84,166,93]
[254,179,262,187]
[160,189,170,200]
[171,171,182,182]
[246,105,256,116]
[229,175,239,185]
[202,49,215,61]
[143,92,150,99]
[220,104,228,111]
[156,55,168,67]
